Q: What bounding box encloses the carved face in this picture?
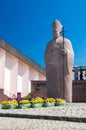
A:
[53,30,60,39]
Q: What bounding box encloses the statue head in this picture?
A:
[52,20,63,39]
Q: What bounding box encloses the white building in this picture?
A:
[0,39,46,98]
[73,67,86,80]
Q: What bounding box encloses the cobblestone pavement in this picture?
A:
[0,117,86,130]
[0,103,86,130]
[0,103,86,119]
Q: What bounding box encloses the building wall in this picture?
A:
[0,48,5,89]
[0,47,46,98]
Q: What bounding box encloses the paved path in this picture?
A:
[0,117,86,130]
[0,103,86,130]
[0,103,86,121]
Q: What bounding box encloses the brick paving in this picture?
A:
[0,103,86,130]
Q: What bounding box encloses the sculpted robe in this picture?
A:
[45,36,74,102]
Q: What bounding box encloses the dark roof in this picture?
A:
[73,66,86,71]
[0,39,46,76]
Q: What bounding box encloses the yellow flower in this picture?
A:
[55,99,66,103]
[31,97,44,104]
[2,100,18,105]
[45,98,55,102]
[19,100,30,104]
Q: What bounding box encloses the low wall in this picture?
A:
[31,80,86,102]
[0,89,8,103]
[31,81,47,98]
[72,80,86,102]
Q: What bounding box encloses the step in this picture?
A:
[0,103,86,122]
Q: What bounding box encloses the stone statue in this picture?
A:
[44,20,74,102]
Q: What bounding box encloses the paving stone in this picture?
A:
[0,103,86,129]
[0,103,86,121]
[0,117,86,130]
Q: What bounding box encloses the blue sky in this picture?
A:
[0,0,86,68]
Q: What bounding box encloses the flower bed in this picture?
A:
[55,99,66,106]
[43,98,55,107]
[1,97,66,109]
[18,100,31,108]
[1,100,18,109]
[31,97,44,108]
